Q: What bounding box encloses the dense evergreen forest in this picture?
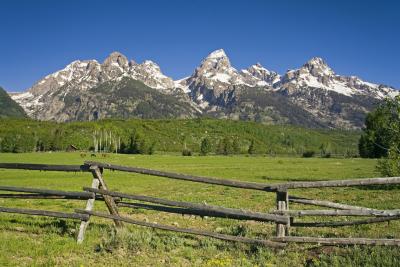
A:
[0,118,360,156]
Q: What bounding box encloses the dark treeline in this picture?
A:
[358,96,400,176]
[0,118,360,156]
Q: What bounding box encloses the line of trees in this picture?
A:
[0,128,156,155]
[0,118,360,155]
[0,128,344,158]
[359,95,400,176]
[120,132,156,155]
[192,136,336,157]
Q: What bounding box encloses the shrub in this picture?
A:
[377,147,400,176]
[182,148,192,156]
[359,95,400,158]
[148,142,156,155]
[232,138,241,154]
[200,137,212,155]
[248,139,255,154]
[302,150,315,158]
[216,137,233,155]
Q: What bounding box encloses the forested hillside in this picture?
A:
[0,118,360,155]
[0,87,26,118]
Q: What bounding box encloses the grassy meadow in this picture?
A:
[0,152,399,266]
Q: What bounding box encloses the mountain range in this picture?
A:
[8,49,399,128]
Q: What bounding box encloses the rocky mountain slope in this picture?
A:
[10,50,398,128]
[0,87,27,118]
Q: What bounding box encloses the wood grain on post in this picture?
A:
[90,166,123,227]
[77,177,100,244]
[276,190,289,237]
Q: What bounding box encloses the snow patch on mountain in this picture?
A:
[9,49,399,125]
[280,57,398,98]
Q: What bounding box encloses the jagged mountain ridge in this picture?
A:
[10,49,399,128]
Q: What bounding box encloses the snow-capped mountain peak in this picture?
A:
[132,60,175,89]
[280,57,398,98]
[303,57,335,77]
[250,63,271,75]
[28,59,99,96]
[243,63,281,86]
[306,57,327,66]
[205,49,228,60]
[191,49,237,83]
[102,51,129,68]
[9,49,399,128]
[140,60,162,72]
[199,49,232,71]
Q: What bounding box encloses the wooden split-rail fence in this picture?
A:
[0,161,399,248]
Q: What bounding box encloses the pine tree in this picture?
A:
[248,139,255,155]
[232,138,240,154]
[200,137,212,155]
[216,137,232,155]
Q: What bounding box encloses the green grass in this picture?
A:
[0,152,399,266]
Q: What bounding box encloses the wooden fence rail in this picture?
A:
[0,206,89,221]
[84,161,400,190]
[84,187,289,224]
[84,161,274,191]
[0,163,89,172]
[76,209,286,248]
[288,196,380,211]
[0,186,93,199]
[0,193,106,200]
[0,161,399,247]
[291,215,400,227]
[272,209,400,217]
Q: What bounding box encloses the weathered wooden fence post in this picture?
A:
[276,188,289,238]
[91,165,123,228]
[77,172,100,243]
[77,165,123,243]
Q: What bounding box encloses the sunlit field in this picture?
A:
[0,152,399,266]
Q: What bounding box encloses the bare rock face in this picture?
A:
[276,57,399,128]
[12,51,181,120]
[133,60,175,90]
[241,63,280,87]
[100,51,130,81]
[179,49,273,109]
[10,49,399,128]
[279,57,396,99]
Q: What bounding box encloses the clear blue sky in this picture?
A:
[1,0,399,92]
